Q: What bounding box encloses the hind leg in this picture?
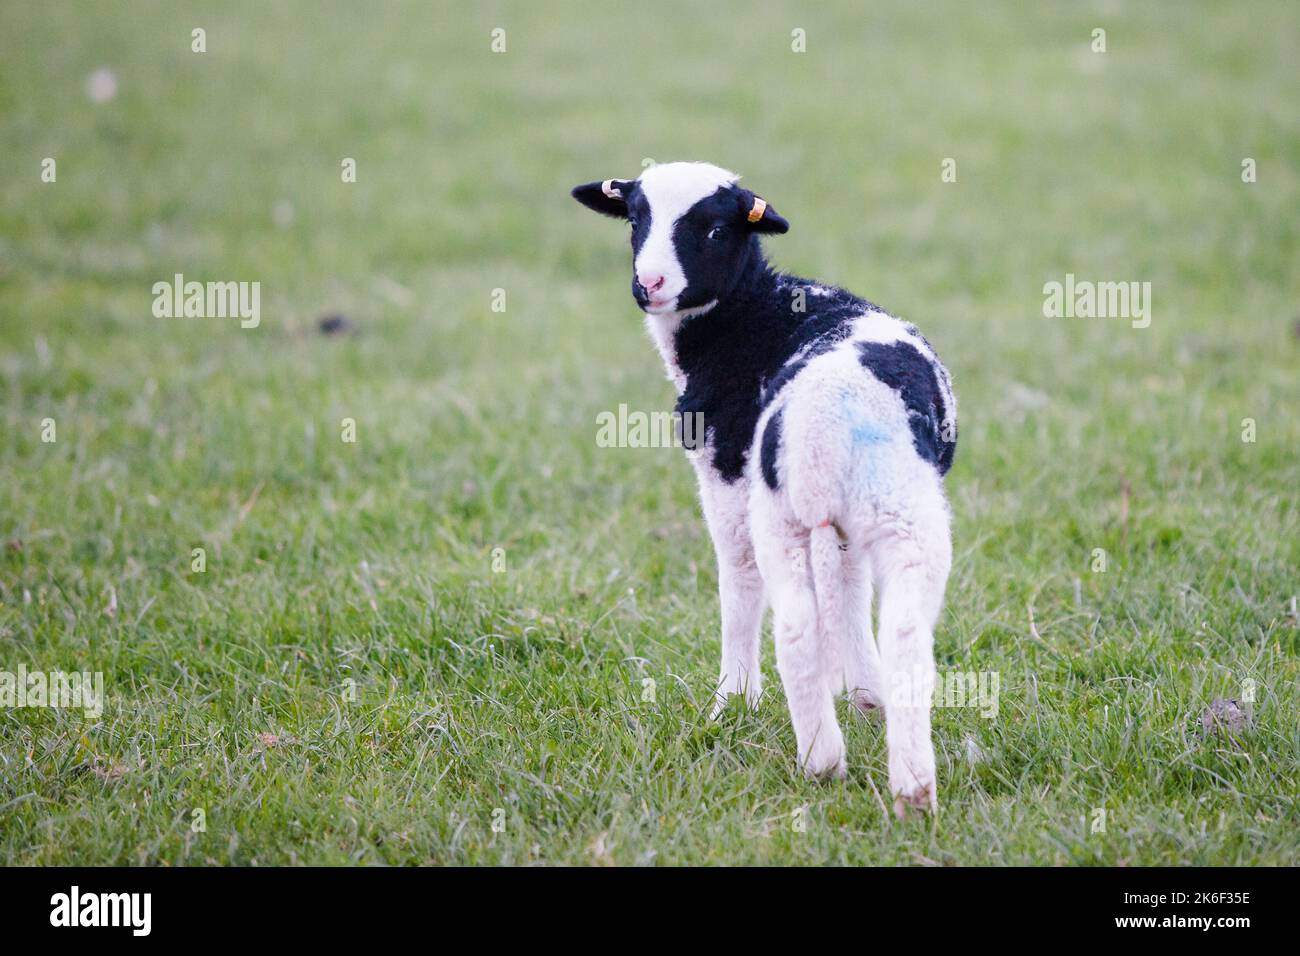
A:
[753,507,845,780]
[840,545,886,715]
[870,510,952,817]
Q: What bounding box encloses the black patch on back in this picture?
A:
[759,315,859,407]
[856,340,956,475]
[760,408,783,490]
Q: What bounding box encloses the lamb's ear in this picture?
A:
[736,187,789,234]
[571,179,634,219]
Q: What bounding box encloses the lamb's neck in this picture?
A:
[646,251,787,395]
[643,310,695,395]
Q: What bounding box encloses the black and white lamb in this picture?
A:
[572,161,957,817]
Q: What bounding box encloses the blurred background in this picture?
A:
[0,1,1297,864]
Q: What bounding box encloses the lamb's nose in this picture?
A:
[638,273,665,294]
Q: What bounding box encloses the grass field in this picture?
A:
[1,1,1297,865]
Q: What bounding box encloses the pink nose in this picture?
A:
[638,273,666,295]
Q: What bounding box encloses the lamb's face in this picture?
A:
[572,162,788,317]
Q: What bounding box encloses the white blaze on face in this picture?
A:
[635,162,739,313]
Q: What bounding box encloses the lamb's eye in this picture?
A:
[707,225,726,241]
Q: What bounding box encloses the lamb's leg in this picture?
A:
[871,515,951,818]
[710,558,765,716]
[841,545,885,716]
[757,518,845,779]
[697,476,765,717]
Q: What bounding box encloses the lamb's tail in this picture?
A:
[809,521,844,674]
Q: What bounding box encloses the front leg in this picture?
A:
[712,555,765,716]
[694,468,765,717]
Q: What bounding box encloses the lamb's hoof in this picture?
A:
[889,742,937,819]
[803,758,847,782]
[892,785,937,820]
[800,740,847,781]
[849,689,884,719]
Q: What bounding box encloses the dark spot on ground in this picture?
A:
[318,314,356,336]
[1198,697,1251,740]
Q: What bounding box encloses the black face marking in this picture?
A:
[625,186,655,309]
[856,340,956,475]
[669,188,760,311]
[760,407,784,490]
[622,184,789,314]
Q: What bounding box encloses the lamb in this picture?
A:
[572,161,957,817]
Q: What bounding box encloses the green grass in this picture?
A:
[1,0,1297,865]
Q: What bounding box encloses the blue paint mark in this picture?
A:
[850,420,890,446]
[845,413,899,491]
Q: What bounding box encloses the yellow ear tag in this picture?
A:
[747,197,767,223]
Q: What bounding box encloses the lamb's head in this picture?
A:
[572,161,788,317]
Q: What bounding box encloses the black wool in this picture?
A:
[856,340,955,475]
[673,241,878,483]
